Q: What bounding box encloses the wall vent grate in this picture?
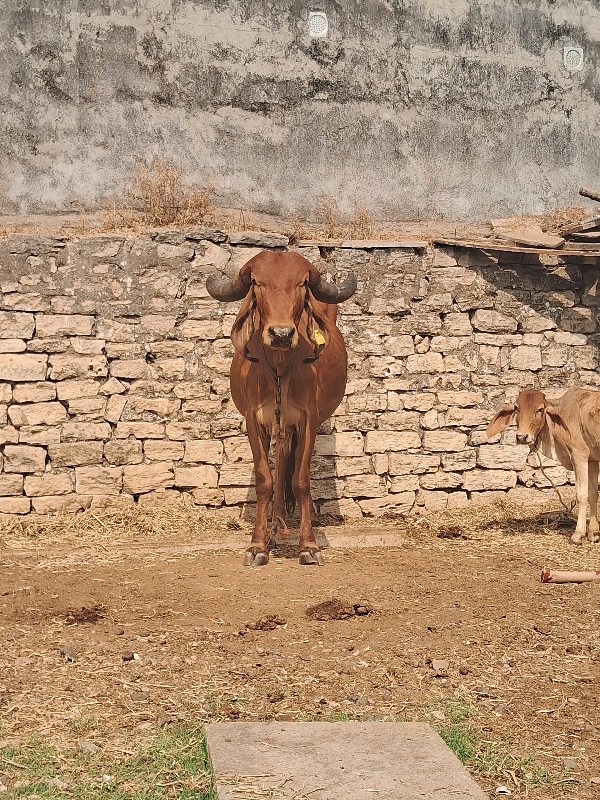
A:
[309,11,328,38]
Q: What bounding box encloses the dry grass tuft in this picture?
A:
[91,158,216,233]
[494,206,590,235]
[313,197,374,241]
[349,203,373,239]
[316,195,343,239]
[130,158,216,227]
[288,214,309,245]
[235,208,251,230]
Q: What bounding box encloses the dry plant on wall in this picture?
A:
[127,158,216,227]
[349,203,373,239]
[316,195,343,239]
[236,207,250,230]
[288,214,309,245]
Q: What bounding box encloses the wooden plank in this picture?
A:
[339,239,428,249]
[297,239,428,249]
[567,230,600,241]
[434,237,600,257]
[493,226,564,249]
[579,186,600,203]
[563,242,600,251]
[296,239,343,247]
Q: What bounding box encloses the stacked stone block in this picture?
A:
[0,230,597,516]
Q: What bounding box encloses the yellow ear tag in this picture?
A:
[313,329,326,346]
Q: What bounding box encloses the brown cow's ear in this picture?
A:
[230,289,256,359]
[486,406,515,438]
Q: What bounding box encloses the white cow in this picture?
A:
[487,387,600,544]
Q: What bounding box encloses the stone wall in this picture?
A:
[0,230,597,517]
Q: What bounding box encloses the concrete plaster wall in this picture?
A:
[0,229,597,518]
[1,1,600,221]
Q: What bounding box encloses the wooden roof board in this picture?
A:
[563,242,600,251]
[567,230,600,241]
[297,239,428,249]
[434,237,600,257]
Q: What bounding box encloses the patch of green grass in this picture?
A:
[67,715,96,735]
[436,723,476,764]
[421,697,572,789]
[472,743,572,788]
[310,709,410,724]
[438,697,476,725]
[0,725,216,799]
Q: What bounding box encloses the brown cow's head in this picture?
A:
[206,251,357,359]
[486,389,567,444]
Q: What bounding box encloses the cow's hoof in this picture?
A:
[243,550,269,567]
[589,532,600,544]
[570,533,584,545]
[299,549,325,566]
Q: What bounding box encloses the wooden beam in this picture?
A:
[297,239,428,249]
[433,237,600,257]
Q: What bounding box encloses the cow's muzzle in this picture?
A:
[268,326,295,348]
[516,433,533,444]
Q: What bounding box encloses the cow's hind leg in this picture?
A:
[571,455,589,545]
[244,418,272,566]
[587,460,600,543]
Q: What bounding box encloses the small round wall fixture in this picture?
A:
[563,46,584,72]
[309,11,328,37]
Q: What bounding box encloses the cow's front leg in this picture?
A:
[587,460,600,543]
[244,416,272,566]
[571,456,589,545]
[292,419,324,566]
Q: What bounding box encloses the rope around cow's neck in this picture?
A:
[532,437,575,516]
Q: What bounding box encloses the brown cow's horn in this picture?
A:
[309,271,358,303]
[206,272,251,302]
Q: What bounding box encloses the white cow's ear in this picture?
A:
[546,407,571,442]
[486,406,515,438]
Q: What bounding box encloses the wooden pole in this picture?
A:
[579,187,600,203]
[541,568,600,583]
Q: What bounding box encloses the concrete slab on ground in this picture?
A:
[205,721,488,800]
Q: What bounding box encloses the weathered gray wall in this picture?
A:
[0,229,597,517]
[1,1,600,220]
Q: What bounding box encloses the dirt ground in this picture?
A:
[1,502,599,799]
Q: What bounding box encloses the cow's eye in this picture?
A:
[537,407,544,414]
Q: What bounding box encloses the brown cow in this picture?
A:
[487,387,600,544]
[206,250,357,566]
